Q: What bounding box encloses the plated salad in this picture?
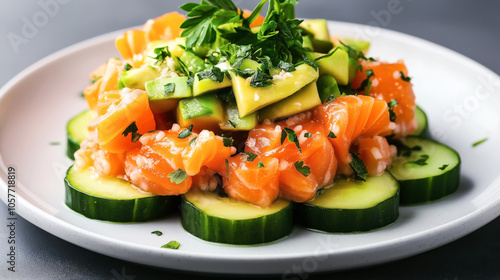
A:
[64,0,461,245]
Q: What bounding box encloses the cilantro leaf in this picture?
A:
[161,240,180,249]
[400,71,412,82]
[189,136,198,146]
[197,67,225,83]
[282,127,302,153]
[150,46,171,65]
[124,63,132,71]
[242,152,258,162]
[472,138,488,147]
[277,61,296,72]
[387,99,398,122]
[327,131,337,139]
[410,154,429,166]
[178,124,194,139]
[439,164,449,171]
[257,161,265,168]
[349,152,368,181]
[151,230,163,236]
[356,69,375,92]
[294,161,311,177]
[122,122,142,143]
[164,83,175,95]
[223,136,234,147]
[167,169,188,184]
[304,132,311,138]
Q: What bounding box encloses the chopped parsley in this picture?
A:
[90,75,101,84]
[327,131,337,139]
[178,124,194,139]
[222,136,234,147]
[197,67,225,83]
[164,83,176,95]
[250,68,273,88]
[161,240,180,249]
[400,71,411,82]
[349,152,368,181]
[472,138,488,147]
[294,161,311,177]
[189,136,198,146]
[277,61,296,72]
[122,122,142,143]
[228,120,237,128]
[49,142,60,146]
[124,63,132,71]
[410,154,429,166]
[304,132,312,138]
[387,99,398,122]
[167,169,188,184]
[242,152,258,162]
[281,127,302,153]
[438,164,449,171]
[150,46,171,64]
[257,161,265,168]
[356,69,375,92]
[151,230,163,236]
[394,141,421,157]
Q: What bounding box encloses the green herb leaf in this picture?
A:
[223,136,234,147]
[90,76,101,84]
[167,169,188,184]
[161,240,180,249]
[122,122,142,143]
[294,161,311,177]
[472,138,488,147]
[164,83,176,95]
[438,164,449,171]
[304,132,311,138]
[282,127,302,153]
[257,161,265,168]
[150,46,171,64]
[189,136,198,146]
[124,63,132,71]
[178,124,194,139]
[356,69,375,92]
[327,131,337,139]
[225,158,230,181]
[242,152,258,162]
[197,67,225,83]
[151,230,163,236]
[387,99,398,122]
[410,154,429,166]
[250,68,273,87]
[349,152,368,181]
[400,71,411,82]
[49,141,60,146]
[277,60,296,72]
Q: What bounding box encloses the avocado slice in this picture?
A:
[239,58,261,71]
[302,36,314,51]
[193,73,232,97]
[145,76,192,113]
[348,57,359,84]
[229,64,319,117]
[259,81,321,120]
[301,19,330,41]
[180,50,209,73]
[316,75,341,103]
[120,66,160,90]
[176,93,224,132]
[314,48,349,86]
[142,38,186,65]
[341,38,371,55]
[311,38,334,53]
[219,101,258,131]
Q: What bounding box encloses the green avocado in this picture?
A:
[300,19,330,41]
[259,81,321,120]
[229,64,319,117]
[176,93,224,132]
[314,47,349,86]
[341,38,371,54]
[145,76,192,113]
[316,75,341,103]
[119,66,160,90]
[219,101,258,131]
[311,38,334,53]
[193,73,232,97]
[180,50,209,73]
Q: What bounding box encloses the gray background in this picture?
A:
[1,0,500,279]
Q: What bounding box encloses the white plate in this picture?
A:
[1,21,500,275]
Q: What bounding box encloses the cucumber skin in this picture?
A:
[397,162,461,205]
[410,106,430,138]
[64,177,179,222]
[66,135,80,160]
[295,189,399,233]
[181,196,294,245]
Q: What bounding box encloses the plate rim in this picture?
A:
[1,20,500,274]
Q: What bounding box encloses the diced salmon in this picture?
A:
[142,12,186,42]
[351,60,417,138]
[355,136,397,176]
[83,58,124,111]
[222,154,280,208]
[74,134,125,177]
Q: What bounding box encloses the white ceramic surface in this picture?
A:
[1,21,500,275]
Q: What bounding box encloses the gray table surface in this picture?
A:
[1,1,500,279]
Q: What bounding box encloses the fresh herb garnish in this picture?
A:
[197,67,225,83]
[175,56,192,78]
[281,127,302,153]
[356,69,374,92]
[189,136,198,146]
[257,161,265,168]
[327,131,337,139]
[150,46,171,64]
[124,63,132,71]
[164,83,176,95]
[167,169,188,184]
[304,132,311,138]
[439,164,449,171]
[228,119,237,128]
[349,152,368,181]
[49,142,60,146]
[242,152,258,162]
[472,138,488,147]
[250,68,273,88]
[90,76,101,84]
[178,124,194,139]
[410,154,429,166]
[394,141,421,157]
[294,161,311,177]
[122,122,142,143]
[400,71,411,82]
[387,99,398,122]
[277,60,296,72]
[222,136,234,147]
[225,158,230,181]
[151,230,163,236]
[339,41,376,62]
[161,240,180,249]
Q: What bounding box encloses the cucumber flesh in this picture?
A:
[181,191,293,245]
[65,165,177,222]
[410,106,429,138]
[66,110,94,160]
[295,172,399,233]
[388,136,461,205]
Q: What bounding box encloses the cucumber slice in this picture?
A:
[295,172,399,233]
[410,106,429,138]
[388,136,461,205]
[65,165,178,222]
[181,191,293,245]
[66,110,93,160]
